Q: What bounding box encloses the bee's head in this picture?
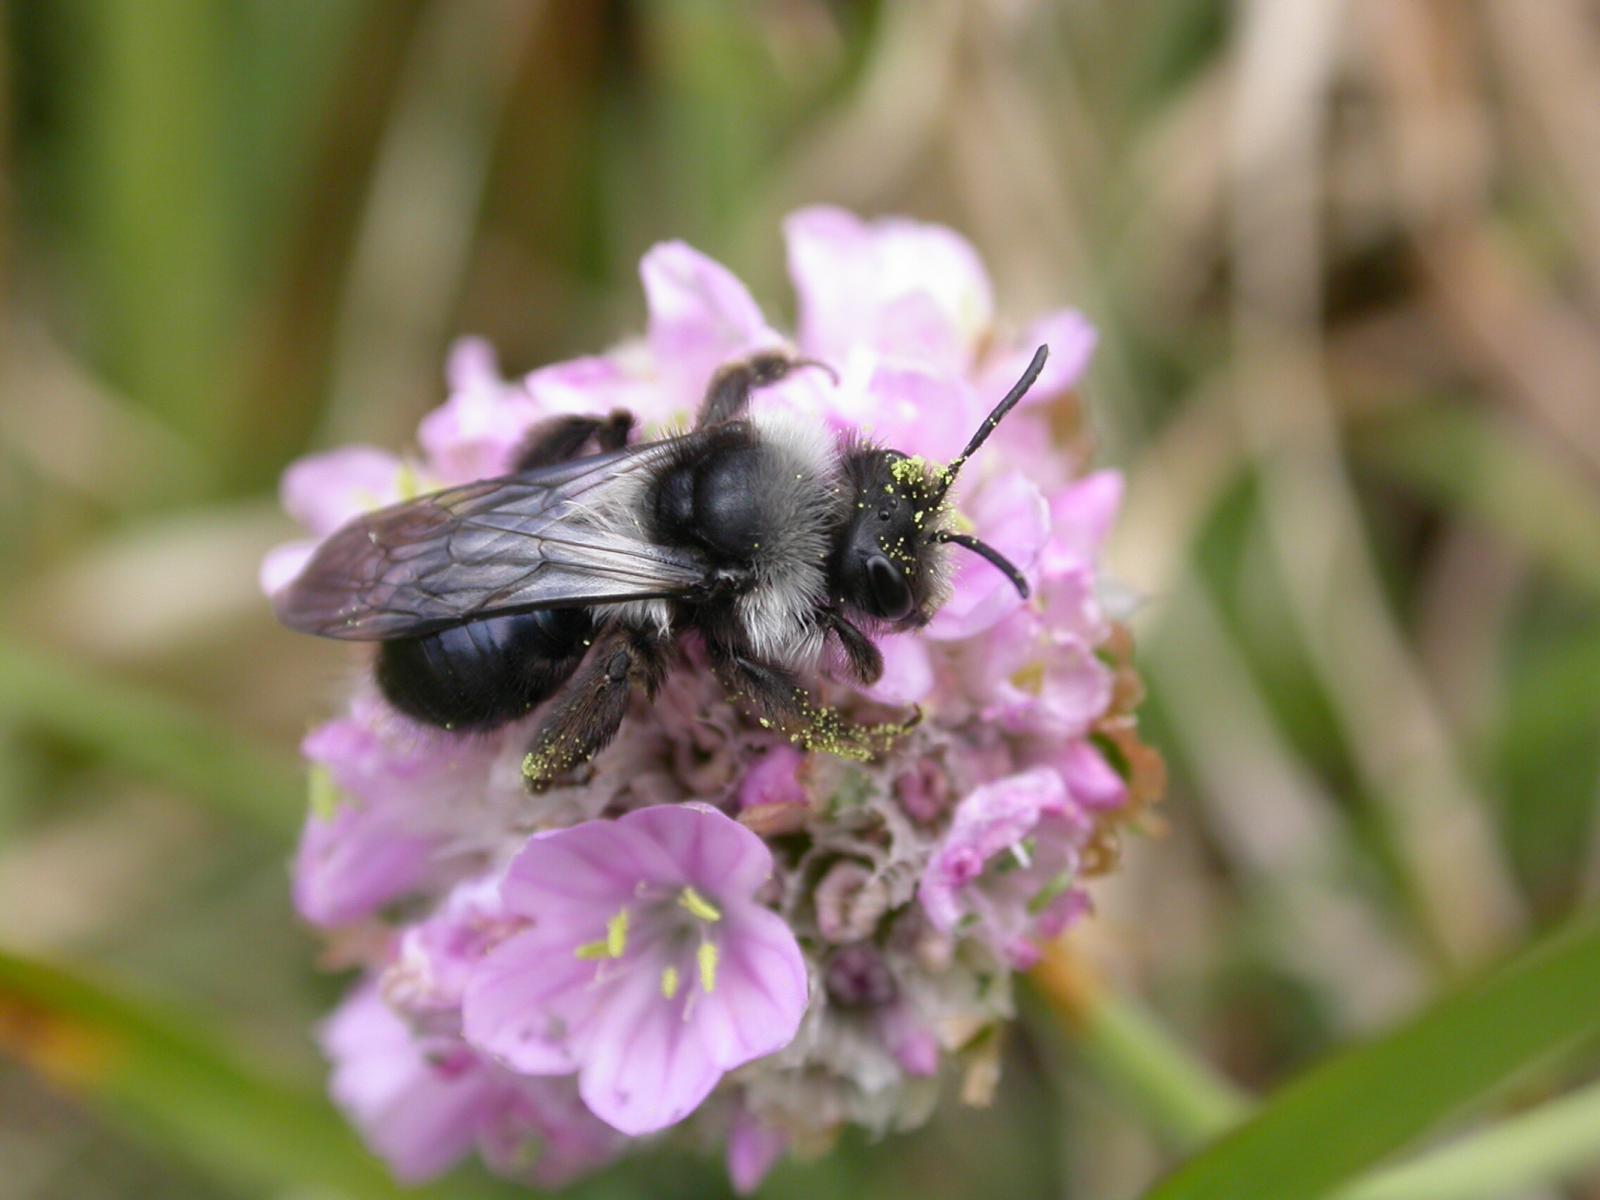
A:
[829,345,1049,628]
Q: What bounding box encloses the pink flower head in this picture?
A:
[276,208,1152,1187]
[463,804,808,1135]
[919,768,1092,969]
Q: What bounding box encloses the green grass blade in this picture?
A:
[0,638,301,841]
[1143,914,1600,1199]
[1334,1077,1600,1200]
[0,947,405,1198]
[1357,404,1600,599]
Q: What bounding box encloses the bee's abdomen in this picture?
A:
[376,608,594,731]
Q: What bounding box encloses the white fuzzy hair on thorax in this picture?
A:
[734,410,842,667]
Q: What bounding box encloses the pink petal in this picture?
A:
[980,309,1098,410]
[461,928,590,1075]
[1047,470,1123,563]
[573,964,723,1135]
[499,817,679,920]
[322,986,500,1184]
[293,805,433,928]
[280,445,406,537]
[785,207,993,372]
[925,473,1050,641]
[727,1111,788,1195]
[692,906,809,1070]
[259,540,314,596]
[1056,740,1128,812]
[861,635,934,706]
[642,240,778,408]
[737,746,808,810]
[834,359,981,463]
[620,803,775,898]
[445,336,501,392]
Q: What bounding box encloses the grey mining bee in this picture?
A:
[273,345,1048,786]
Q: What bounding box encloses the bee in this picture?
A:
[273,345,1048,787]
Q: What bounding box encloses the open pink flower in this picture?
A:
[919,768,1092,968]
[463,804,808,1135]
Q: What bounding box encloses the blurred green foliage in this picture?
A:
[4,2,1600,1198]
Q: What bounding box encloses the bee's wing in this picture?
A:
[272,436,710,640]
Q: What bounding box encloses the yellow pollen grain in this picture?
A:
[697,941,720,994]
[678,886,722,923]
[660,965,681,1000]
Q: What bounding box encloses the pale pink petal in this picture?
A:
[418,339,544,484]
[445,336,501,392]
[829,359,982,463]
[925,474,1050,641]
[620,802,775,897]
[322,986,500,1184]
[258,540,314,597]
[499,817,680,920]
[737,745,808,810]
[980,309,1098,411]
[642,241,779,408]
[785,207,993,372]
[727,1111,788,1195]
[862,635,934,706]
[692,906,809,1069]
[280,445,406,536]
[573,965,723,1135]
[461,928,590,1075]
[1056,740,1128,812]
[293,804,433,928]
[1047,470,1123,563]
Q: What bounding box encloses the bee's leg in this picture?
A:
[819,609,884,686]
[697,353,837,429]
[706,640,812,727]
[512,409,635,471]
[521,623,668,791]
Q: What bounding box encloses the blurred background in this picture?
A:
[4,1,1600,1198]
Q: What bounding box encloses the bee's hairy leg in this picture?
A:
[522,623,668,791]
[707,640,812,727]
[820,608,883,686]
[513,408,635,471]
[696,352,837,429]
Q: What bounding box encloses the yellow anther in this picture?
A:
[697,941,720,994]
[574,907,630,961]
[678,886,722,923]
[606,907,629,957]
[660,966,681,1000]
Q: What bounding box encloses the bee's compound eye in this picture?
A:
[865,554,914,621]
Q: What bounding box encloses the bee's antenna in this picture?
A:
[932,531,1030,599]
[931,344,1049,502]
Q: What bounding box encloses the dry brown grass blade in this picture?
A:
[1362,0,1600,478]
[1229,0,1525,967]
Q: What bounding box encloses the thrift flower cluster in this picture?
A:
[265,208,1160,1191]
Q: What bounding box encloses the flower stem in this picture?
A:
[1031,942,1252,1148]
[0,638,301,840]
[1332,1079,1600,1200]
